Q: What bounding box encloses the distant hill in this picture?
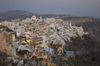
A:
[0,10,36,21]
[0,10,72,21]
[0,10,100,22]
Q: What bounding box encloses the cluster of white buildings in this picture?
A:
[0,15,88,66]
[1,15,88,52]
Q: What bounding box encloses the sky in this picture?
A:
[0,0,100,17]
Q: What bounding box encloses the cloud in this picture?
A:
[0,0,100,17]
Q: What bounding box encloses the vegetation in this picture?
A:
[18,50,28,55]
[76,21,100,41]
[64,34,100,66]
[0,52,8,66]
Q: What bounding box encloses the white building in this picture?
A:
[2,21,25,36]
[44,18,56,24]
[31,16,38,21]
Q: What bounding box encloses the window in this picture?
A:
[10,49,12,51]
[4,49,6,52]
[8,24,10,26]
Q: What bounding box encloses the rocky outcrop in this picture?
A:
[63,34,100,66]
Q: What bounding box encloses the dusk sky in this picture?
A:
[0,0,100,17]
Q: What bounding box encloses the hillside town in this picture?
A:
[0,16,88,66]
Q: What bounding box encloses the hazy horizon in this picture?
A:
[0,0,100,17]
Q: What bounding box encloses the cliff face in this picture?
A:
[66,17,92,23]
[51,34,100,66]
[64,34,100,66]
[74,35,100,66]
[75,21,100,41]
